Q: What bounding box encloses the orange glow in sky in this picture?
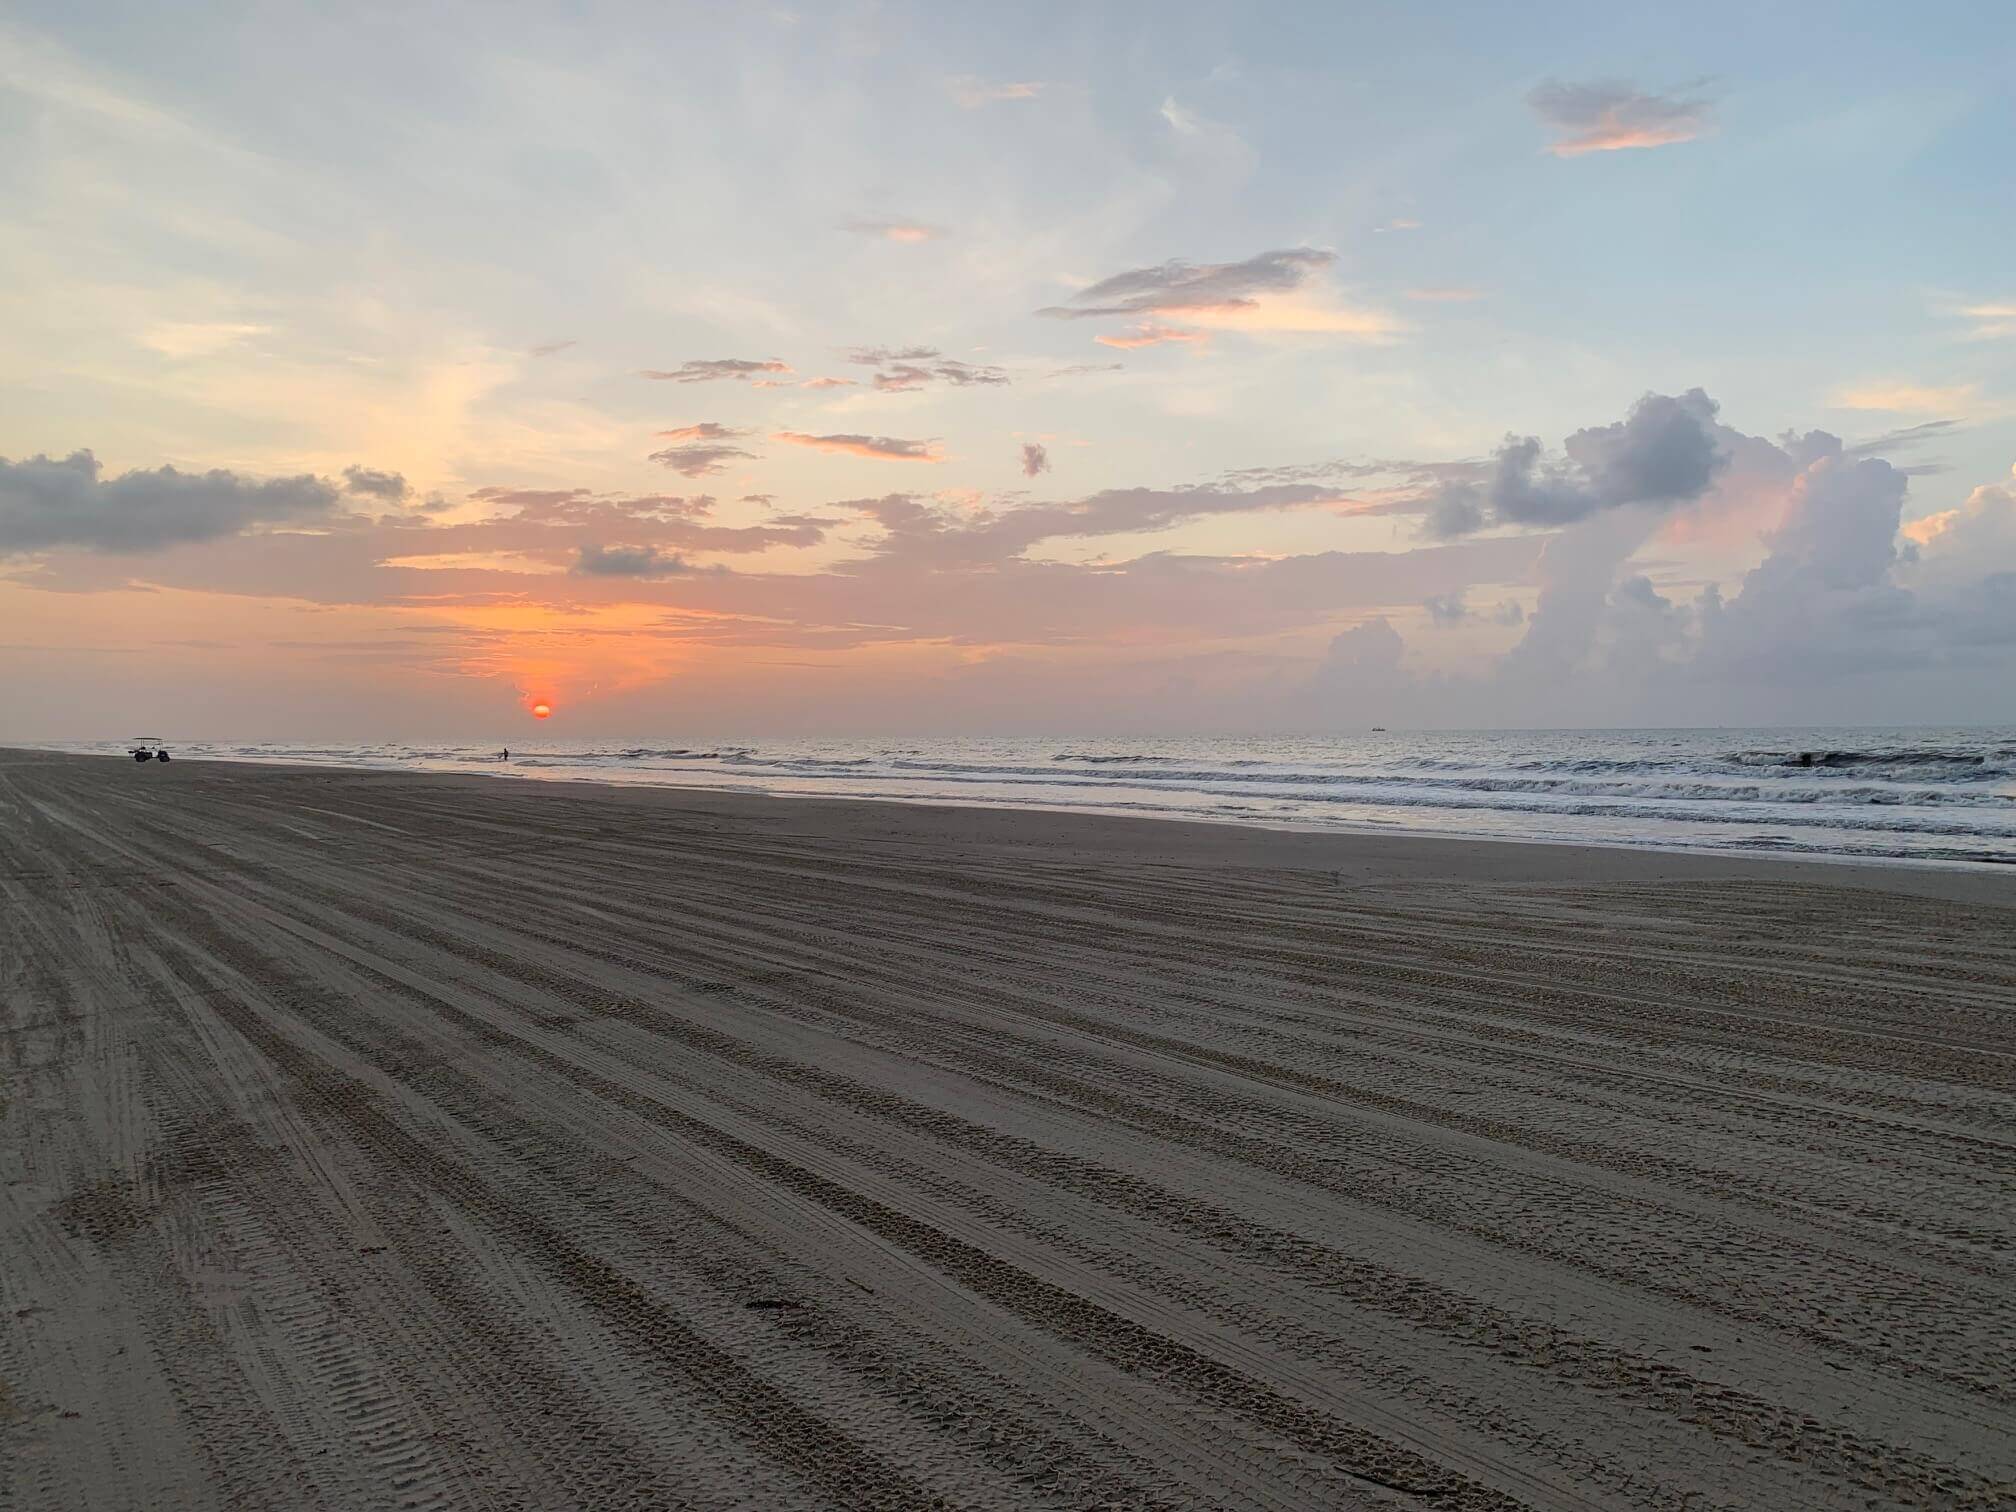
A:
[531,702,552,719]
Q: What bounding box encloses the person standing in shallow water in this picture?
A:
[501,748,509,761]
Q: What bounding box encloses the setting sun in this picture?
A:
[531,702,552,719]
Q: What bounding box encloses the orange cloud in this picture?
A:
[845,219,945,243]
[1901,509,1960,546]
[1832,382,1978,415]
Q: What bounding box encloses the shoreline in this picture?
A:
[10,744,2014,903]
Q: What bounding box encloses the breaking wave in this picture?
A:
[44,726,2016,869]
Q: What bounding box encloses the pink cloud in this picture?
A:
[1095,322,1206,349]
[772,431,943,462]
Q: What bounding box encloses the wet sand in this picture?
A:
[3,746,2013,1510]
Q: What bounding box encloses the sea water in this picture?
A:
[41,727,2016,868]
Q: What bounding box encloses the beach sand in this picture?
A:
[3,746,2012,1511]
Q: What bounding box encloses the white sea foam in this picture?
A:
[37,726,2016,868]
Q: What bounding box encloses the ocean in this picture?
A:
[44,727,2016,868]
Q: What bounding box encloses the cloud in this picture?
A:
[1956,302,2016,340]
[141,322,270,358]
[528,339,577,358]
[1841,419,1965,458]
[656,422,745,443]
[848,345,940,365]
[1423,593,1467,626]
[846,346,1009,391]
[850,481,1375,566]
[1,449,341,553]
[342,465,412,503]
[1404,287,1484,303]
[1158,95,1254,175]
[948,77,1042,107]
[1832,382,1977,415]
[639,359,792,383]
[1424,592,1524,627]
[648,438,757,478]
[845,220,944,243]
[1021,442,1050,478]
[1373,219,1422,233]
[1039,248,1396,340]
[470,486,715,522]
[1095,321,1205,349]
[575,544,692,578]
[1422,389,1726,536]
[802,376,858,389]
[773,432,943,462]
[1040,248,1337,320]
[1528,80,1712,157]
[1046,363,1125,379]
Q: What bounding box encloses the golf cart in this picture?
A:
[128,738,171,763]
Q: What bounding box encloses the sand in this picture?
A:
[3,748,2012,1511]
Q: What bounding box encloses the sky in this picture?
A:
[3,1,2013,738]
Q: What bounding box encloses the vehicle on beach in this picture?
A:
[128,738,171,763]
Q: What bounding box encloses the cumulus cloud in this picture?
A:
[1422,389,1726,537]
[1528,80,1712,156]
[342,465,412,503]
[845,220,943,243]
[1,449,341,553]
[948,77,1042,107]
[640,358,792,383]
[773,432,943,462]
[1021,442,1050,478]
[575,544,693,577]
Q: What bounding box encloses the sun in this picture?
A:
[531,702,552,719]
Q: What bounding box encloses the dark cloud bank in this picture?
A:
[0,450,340,553]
